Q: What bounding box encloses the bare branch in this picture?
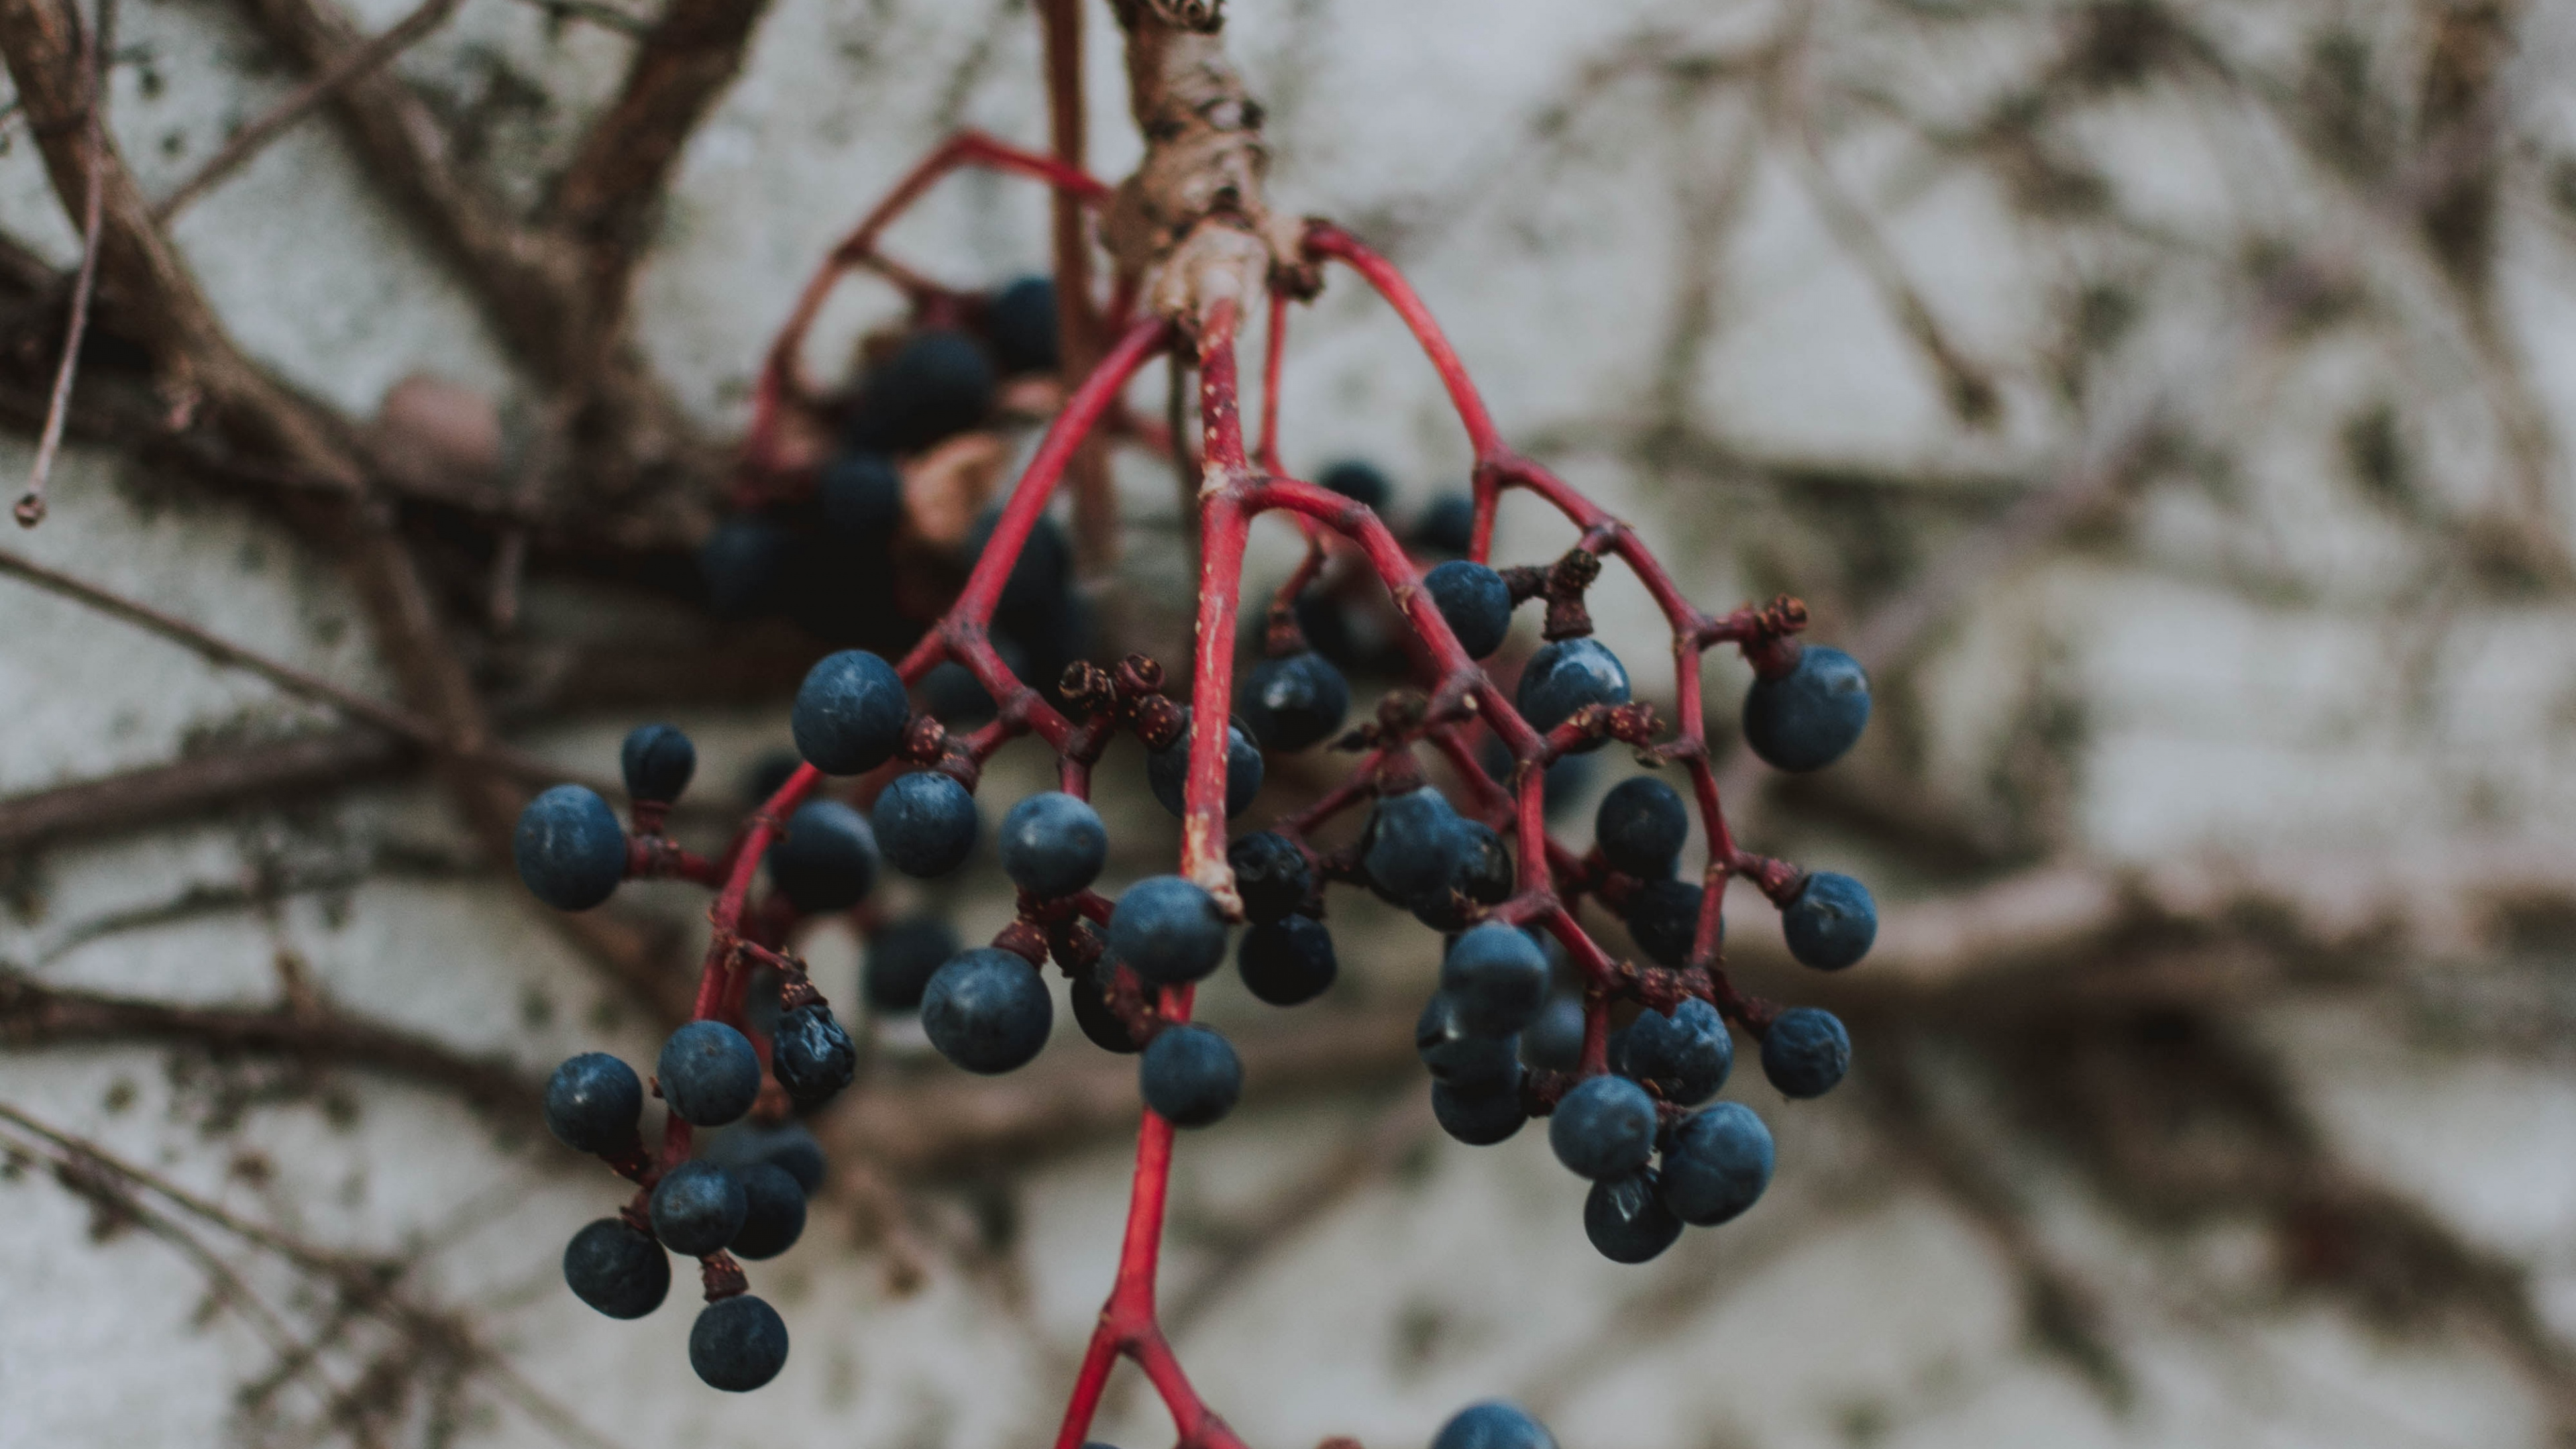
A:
[11,0,107,528]
[0,727,405,854]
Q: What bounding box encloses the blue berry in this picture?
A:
[1624,877,1705,969]
[1432,1078,1527,1145]
[620,724,696,805]
[657,1020,762,1127]
[1360,787,1466,908]
[1070,962,1140,1055]
[1413,492,1476,556]
[1240,651,1350,752]
[1762,1007,1850,1098]
[1411,818,1513,930]
[1660,1102,1774,1226]
[727,1161,808,1260]
[1584,1167,1683,1264]
[1515,637,1631,745]
[649,1159,748,1255]
[1782,871,1876,971]
[922,948,1053,1073]
[965,506,1074,621]
[1432,1401,1558,1449]
[743,749,802,805]
[1226,830,1312,924]
[998,792,1108,898]
[819,451,902,539]
[849,327,994,455]
[1595,776,1687,877]
[513,784,627,912]
[1140,1024,1242,1128]
[865,916,960,1012]
[1479,735,1593,820]
[871,771,979,878]
[988,276,1059,375]
[1109,876,1229,986]
[920,658,999,727]
[1319,460,1392,511]
[1424,559,1512,659]
[1441,923,1551,1037]
[562,1218,669,1319]
[1146,708,1265,818]
[699,513,790,619]
[771,1003,857,1107]
[1520,996,1587,1073]
[1236,914,1337,1006]
[765,800,879,913]
[543,1053,641,1155]
[1743,643,1871,772]
[1415,992,1521,1093]
[702,1121,827,1195]
[689,1294,789,1392]
[1612,998,1731,1106]
[1549,1073,1659,1180]
[792,650,910,775]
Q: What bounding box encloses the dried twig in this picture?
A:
[0,727,407,854]
[11,0,109,529]
[152,0,463,225]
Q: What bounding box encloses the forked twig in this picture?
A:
[13,0,110,529]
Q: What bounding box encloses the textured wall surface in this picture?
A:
[2,1,2574,1447]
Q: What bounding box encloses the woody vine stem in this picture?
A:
[637,3,1827,1442]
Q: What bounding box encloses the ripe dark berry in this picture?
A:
[727,1161,808,1260]
[871,771,979,878]
[1515,637,1631,744]
[792,649,910,775]
[771,1003,857,1107]
[513,784,627,912]
[543,1053,641,1155]
[1239,650,1350,752]
[1549,1073,1659,1180]
[1660,1102,1774,1226]
[987,276,1059,375]
[699,513,790,619]
[1743,643,1871,773]
[561,1218,669,1320]
[1411,818,1513,930]
[649,1159,748,1255]
[998,791,1108,898]
[1782,871,1876,971]
[1236,914,1337,1006]
[743,749,802,805]
[1762,1007,1851,1098]
[1624,877,1705,969]
[1440,923,1551,1037]
[1109,876,1229,986]
[1413,492,1476,556]
[819,451,902,539]
[1479,736,1593,820]
[1415,992,1521,1093]
[1584,1167,1683,1264]
[849,327,994,455]
[922,948,1053,1074]
[1595,776,1687,877]
[620,724,696,806]
[1146,708,1265,818]
[865,916,959,1012]
[765,800,879,914]
[1319,459,1392,511]
[1070,962,1141,1054]
[704,1121,828,1195]
[1424,559,1511,659]
[1432,1078,1527,1145]
[657,1020,762,1127]
[1612,997,1731,1106]
[1227,830,1312,924]
[1140,1024,1242,1128]
[965,506,1074,621]
[1521,996,1587,1073]
[1432,1400,1558,1449]
[1360,787,1466,908]
[920,659,998,727]
[689,1294,789,1392]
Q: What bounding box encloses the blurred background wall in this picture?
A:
[1,0,2574,1446]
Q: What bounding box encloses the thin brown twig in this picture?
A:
[152,0,462,225]
[12,0,108,529]
[0,727,407,854]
